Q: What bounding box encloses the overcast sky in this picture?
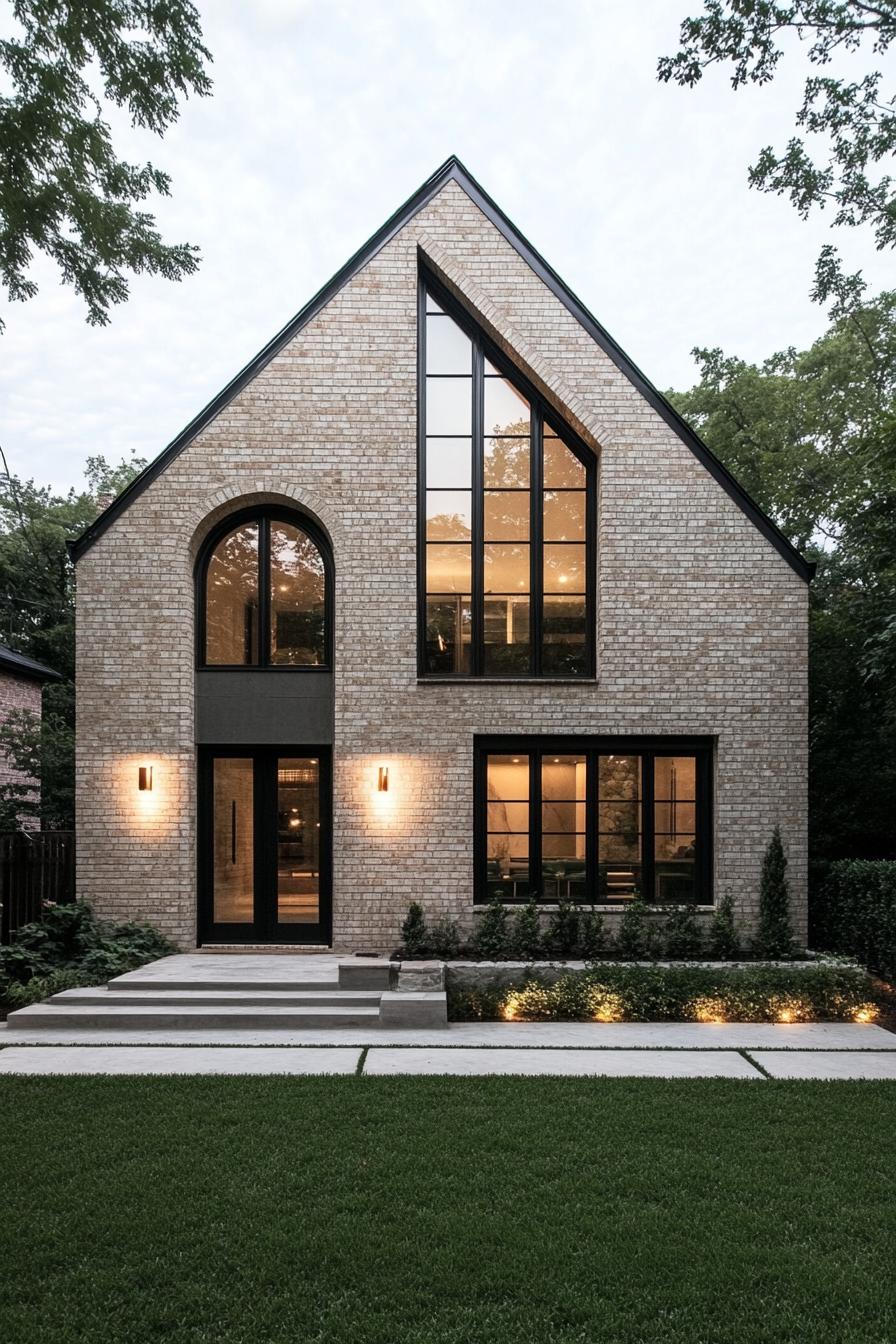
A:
[1,0,894,493]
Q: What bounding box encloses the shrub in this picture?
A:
[0,903,174,987]
[545,898,580,957]
[662,905,703,958]
[755,827,795,958]
[708,893,740,960]
[810,860,896,980]
[400,903,428,958]
[579,907,606,959]
[428,916,461,961]
[510,896,543,960]
[447,963,880,1024]
[472,897,510,960]
[615,900,658,959]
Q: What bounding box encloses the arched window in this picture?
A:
[198,508,332,668]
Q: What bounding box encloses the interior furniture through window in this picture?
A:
[476,738,712,905]
[419,273,596,678]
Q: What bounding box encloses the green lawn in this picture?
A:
[1,1076,894,1343]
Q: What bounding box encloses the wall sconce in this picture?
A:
[377,765,389,793]
[138,766,153,792]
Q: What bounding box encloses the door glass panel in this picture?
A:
[213,758,254,923]
[277,758,320,925]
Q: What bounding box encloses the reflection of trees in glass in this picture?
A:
[426,513,472,542]
[270,525,326,665]
[484,420,530,487]
[206,524,259,664]
[598,756,641,855]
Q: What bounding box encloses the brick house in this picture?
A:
[70,159,812,951]
[0,643,60,825]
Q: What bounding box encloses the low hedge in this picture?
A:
[447,963,880,1024]
[810,860,896,981]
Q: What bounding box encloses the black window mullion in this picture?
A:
[259,516,270,668]
[416,275,427,678]
[642,752,655,904]
[586,451,598,678]
[531,751,542,900]
[697,752,712,904]
[531,410,543,676]
[471,340,484,678]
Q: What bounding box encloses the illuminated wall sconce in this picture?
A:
[138,766,153,792]
[377,765,389,793]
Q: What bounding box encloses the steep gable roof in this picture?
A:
[69,156,814,581]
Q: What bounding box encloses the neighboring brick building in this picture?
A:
[70,159,812,951]
[0,643,60,824]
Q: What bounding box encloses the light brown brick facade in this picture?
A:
[74,174,809,950]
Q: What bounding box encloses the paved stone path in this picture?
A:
[0,1046,361,1075]
[363,1047,761,1077]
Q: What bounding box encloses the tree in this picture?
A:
[659,1,896,298]
[0,450,146,827]
[0,0,212,332]
[668,286,896,859]
[755,826,796,957]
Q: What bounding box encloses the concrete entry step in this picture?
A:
[50,988,380,1007]
[6,1003,383,1031]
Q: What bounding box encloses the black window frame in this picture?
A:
[418,269,597,680]
[196,505,334,671]
[474,736,714,906]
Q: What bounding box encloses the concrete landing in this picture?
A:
[752,1051,896,1080]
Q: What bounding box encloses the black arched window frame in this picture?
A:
[417,267,597,679]
[196,505,334,670]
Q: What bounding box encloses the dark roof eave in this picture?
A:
[0,646,61,682]
[68,156,814,583]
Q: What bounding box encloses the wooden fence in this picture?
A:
[0,831,75,943]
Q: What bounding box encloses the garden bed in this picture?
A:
[445,959,881,1024]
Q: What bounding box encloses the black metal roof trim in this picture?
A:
[69,156,814,581]
[0,643,61,682]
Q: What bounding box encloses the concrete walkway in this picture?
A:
[0,1021,894,1076]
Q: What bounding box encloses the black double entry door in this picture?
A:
[198,747,332,945]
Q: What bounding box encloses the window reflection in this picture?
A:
[205,523,259,665]
[270,523,325,666]
[486,754,530,898]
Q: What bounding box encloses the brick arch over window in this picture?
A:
[193,497,335,670]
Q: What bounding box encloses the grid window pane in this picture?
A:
[484,436,530,488]
[654,756,697,800]
[426,314,471,375]
[426,438,471,489]
[426,377,471,435]
[426,490,472,541]
[598,756,641,801]
[484,378,530,435]
[543,544,586,593]
[484,543,530,593]
[543,491,586,542]
[484,491,530,541]
[426,544,471,593]
[425,596,471,674]
[654,802,696,836]
[483,597,530,674]
[544,438,586,488]
[487,801,529,832]
[542,596,588,675]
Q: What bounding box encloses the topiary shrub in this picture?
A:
[400,903,428,958]
[545,897,580,957]
[661,905,703,958]
[428,916,461,960]
[472,896,510,960]
[810,860,896,980]
[708,893,740,960]
[615,900,658,959]
[755,827,795,959]
[510,896,543,960]
[579,907,607,959]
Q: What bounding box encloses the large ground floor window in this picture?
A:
[475,737,713,905]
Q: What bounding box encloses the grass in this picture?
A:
[1,1076,894,1343]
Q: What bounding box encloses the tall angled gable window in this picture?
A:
[420,278,596,678]
[198,507,333,668]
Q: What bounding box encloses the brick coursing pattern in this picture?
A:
[75,180,808,949]
[0,672,42,823]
